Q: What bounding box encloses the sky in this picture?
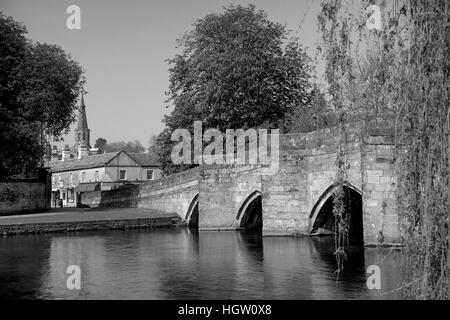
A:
[0,0,324,149]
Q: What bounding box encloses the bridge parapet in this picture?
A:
[138,167,200,219]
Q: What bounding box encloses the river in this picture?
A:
[0,228,404,299]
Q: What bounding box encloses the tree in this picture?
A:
[95,137,107,154]
[152,129,192,175]
[104,140,145,153]
[285,85,336,133]
[148,135,158,150]
[158,4,312,174]
[0,13,85,178]
[147,134,161,164]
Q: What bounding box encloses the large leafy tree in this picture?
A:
[103,140,146,154]
[94,137,108,154]
[0,13,85,178]
[158,4,312,174]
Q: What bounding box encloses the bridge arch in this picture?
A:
[236,191,263,230]
[185,194,199,227]
[309,182,363,244]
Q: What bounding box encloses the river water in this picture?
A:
[0,228,404,299]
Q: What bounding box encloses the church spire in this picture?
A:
[77,93,88,131]
[80,92,85,108]
[74,93,91,149]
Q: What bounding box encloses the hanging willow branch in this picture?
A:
[317,0,355,274]
[317,0,449,298]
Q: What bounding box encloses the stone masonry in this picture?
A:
[80,121,400,245]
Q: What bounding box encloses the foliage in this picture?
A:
[103,140,146,154]
[94,137,107,154]
[151,129,193,176]
[393,0,450,300]
[157,4,312,174]
[317,0,357,273]
[317,0,449,298]
[284,85,338,133]
[0,13,85,178]
[146,134,163,165]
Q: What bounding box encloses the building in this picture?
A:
[48,94,161,207]
[49,151,161,207]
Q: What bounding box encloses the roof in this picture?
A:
[128,153,159,167]
[48,151,159,173]
[48,151,121,172]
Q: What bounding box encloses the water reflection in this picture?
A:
[0,236,51,299]
[0,229,403,299]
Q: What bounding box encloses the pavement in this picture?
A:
[0,207,178,226]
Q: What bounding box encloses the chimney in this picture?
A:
[78,147,90,159]
[61,150,71,161]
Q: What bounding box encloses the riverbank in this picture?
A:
[0,207,182,236]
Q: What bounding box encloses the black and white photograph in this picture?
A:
[0,0,448,306]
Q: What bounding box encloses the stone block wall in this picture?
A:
[101,185,140,208]
[261,125,363,236]
[361,122,399,244]
[262,158,309,235]
[80,185,140,208]
[198,164,262,229]
[80,191,102,207]
[0,170,51,215]
[138,167,200,219]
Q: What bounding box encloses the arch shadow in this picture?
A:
[309,182,363,245]
[236,191,263,231]
[185,194,199,227]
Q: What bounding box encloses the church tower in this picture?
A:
[74,93,91,150]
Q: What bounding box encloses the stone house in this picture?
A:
[48,151,161,207]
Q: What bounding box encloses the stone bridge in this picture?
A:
[89,121,399,246]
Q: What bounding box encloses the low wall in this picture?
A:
[0,170,51,216]
[138,168,200,219]
[79,168,200,219]
[79,191,102,207]
[80,185,140,208]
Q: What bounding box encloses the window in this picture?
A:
[82,172,86,183]
[147,170,154,180]
[119,170,127,180]
[68,189,74,203]
[95,171,99,182]
[70,173,73,184]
